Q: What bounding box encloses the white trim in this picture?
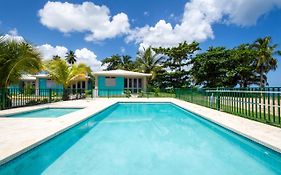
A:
[93,69,151,77]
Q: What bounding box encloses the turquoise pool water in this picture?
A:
[0,103,281,175]
[6,108,81,118]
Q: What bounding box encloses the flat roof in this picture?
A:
[34,74,49,78]
[20,75,36,81]
[93,69,151,77]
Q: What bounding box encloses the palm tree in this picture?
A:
[120,55,134,70]
[135,47,163,80]
[0,35,42,88]
[101,55,122,70]
[46,59,91,100]
[101,54,135,71]
[252,36,278,87]
[65,50,77,65]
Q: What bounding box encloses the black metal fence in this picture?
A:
[175,87,281,127]
[0,88,176,110]
[93,89,175,98]
[0,88,92,110]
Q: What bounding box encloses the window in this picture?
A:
[138,78,142,88]
[128,79,132,88]
[124,78,143,93]
[105,77,116,87]
[133,79,137,88]
[77,81,81,89]
[82,81,85,89]
[46,79,56,88]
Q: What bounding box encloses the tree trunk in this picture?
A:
[62,88,69,101]
[260,66,264,88]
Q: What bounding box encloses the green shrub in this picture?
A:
[153,87,160,97]
[25,84,35,95]
[26,100,39,106]
[124,90,131,98]
[138,90,144,98]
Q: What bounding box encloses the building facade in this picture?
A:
[93,70,151,97]
[10,73,93,95]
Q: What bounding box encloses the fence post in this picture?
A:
[1,89,6,110]
[191,88,193,103]
[216,88,221,111]
[49,88,52,103]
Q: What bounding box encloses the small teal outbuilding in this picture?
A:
[10,73,93,96]
[93,70,151,97]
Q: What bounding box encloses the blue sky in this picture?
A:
[0,0,281,86]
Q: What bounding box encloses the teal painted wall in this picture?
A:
[54,84,63,90]
[98,76,124,96]
[39,78,47,89]
[38,78,63,96]
[8,83,21,93]
[38,78,47,96]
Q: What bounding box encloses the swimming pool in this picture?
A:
[0,102,280,174]
[4,108,82,118]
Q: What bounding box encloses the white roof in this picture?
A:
[27,73,90,79]
[34,74,49,78]
[20,75,36,81]
[93,69,151,77]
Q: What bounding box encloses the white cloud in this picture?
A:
[38,1,130,41]
[75,48,105,71]
[1,28,25,43]
[120,47,126,53]
[127,0,281,48]
[36,44,104,71]
[36,44,68,59]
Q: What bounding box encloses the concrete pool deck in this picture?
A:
[0,98,281,165]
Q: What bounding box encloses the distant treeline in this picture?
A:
[101,36,280,89]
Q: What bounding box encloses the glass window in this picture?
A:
[105,77,116,87]
[138,78,142,88]
[82,81,85,89]
[129,79,132,88]
[133,78,137,88]
[46,79,56,88]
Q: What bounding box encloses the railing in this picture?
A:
[175,87,281,127]
[0,88,176,110]
[93,89,176,98]
[0,88,93,110]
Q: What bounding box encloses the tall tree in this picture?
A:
[252,36,278,87]
[101,55,122,70]
[65,50,77,65]
[135,47,163,80]
[46,59,91,100]
[231,44,259,87]
[190,47,237,88]
[0,35,42,88]
[101,54,135,71]
[120,55,135,70]
[154,41,200,88]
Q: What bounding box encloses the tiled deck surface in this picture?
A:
[0,98,281,165]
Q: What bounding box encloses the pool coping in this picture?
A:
[0,107,84,118]
[0,98,281,166]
